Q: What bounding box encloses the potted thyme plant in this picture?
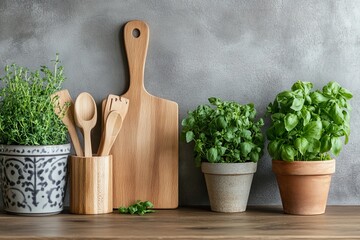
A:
[0,55,70,215]
[182,97,264,212]
[266,80,352,215]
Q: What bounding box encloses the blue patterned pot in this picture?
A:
[0,144,70,215]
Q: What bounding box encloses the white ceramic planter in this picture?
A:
[0,144,71,215]
[201,162,257,213]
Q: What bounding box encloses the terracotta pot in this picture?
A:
[272,159,335,215]
[201,162,257,213]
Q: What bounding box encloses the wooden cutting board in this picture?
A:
[111,20,178,209]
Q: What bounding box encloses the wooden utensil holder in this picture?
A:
[69,155,113,214]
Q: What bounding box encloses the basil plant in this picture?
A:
[182,97,264,167]
[266,81,352,161]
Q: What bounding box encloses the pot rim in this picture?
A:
[0,143,70,147]
[272,159,335,175]
[201,162,257,175]
[0,143,71,156]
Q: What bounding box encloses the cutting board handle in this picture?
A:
[124,20,149,94]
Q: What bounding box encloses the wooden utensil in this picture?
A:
[101,95,129,125]
[98,111,123,156]
[109,96,129,120]
[74,92,97,157]
[101,95,114,130]
[51,89,83,157]
[98,95,129,156]
[111,20,178,208]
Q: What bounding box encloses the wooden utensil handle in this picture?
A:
[67,120,84,157]
[84,130,92,157]
[124,20,149,93]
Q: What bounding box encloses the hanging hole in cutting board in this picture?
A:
[132,28,140,38]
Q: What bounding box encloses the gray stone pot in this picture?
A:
[201,162,257,213]
[0,144,71,215]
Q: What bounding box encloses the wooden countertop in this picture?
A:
[0,206,359,239]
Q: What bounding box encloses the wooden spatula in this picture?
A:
[109,96,129,120]
[51,89,83,156]
[101,95,129,125]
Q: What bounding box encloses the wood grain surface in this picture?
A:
[70,155,113,214]
[111,20,178,208]
[0,206,359,239]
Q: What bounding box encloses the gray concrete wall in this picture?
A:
[0,0,360,207]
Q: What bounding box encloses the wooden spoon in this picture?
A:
[98,111,123,156]
[51,89,83,157]
[74,92,97,157]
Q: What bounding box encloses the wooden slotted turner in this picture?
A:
[111,20,178,209]
[51,89,83,156]
[98,95,129,155]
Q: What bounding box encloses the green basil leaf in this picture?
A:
[323,81,341,96]
[240,129,252,140]
[266,126,276,140]
[329,103,344,124]
[328,124,340,135]
[216,116,227,128]
[291,81,313,95]
[284,113,299,131]
[294,137,309,155]
[195,140,204,153]
[208,97,221,105]
[224,131,234,141]
[280,145,296,161]
[119,207,128,214]
[301,109,311,126]
[290,98,305,111]
[233,149,240,160]
[144,201,154,208]
[249,151,259,162]
[217,146,227,155]
[331,137,342,156]
[268,140,281,159]
[339,87,353,100]
[276,91,293,105]
[293,89,304,99]
[271,113,285,121]
[185,131,194,143]
[206,148,218,162]
[322,120,330,130]
[303,121,322,140]
[320,135,332,153]
[274,121,286,136]
[310,91,329,104]
[307,139,321,153]
[240,142,254,157]
[267,100,279,114]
